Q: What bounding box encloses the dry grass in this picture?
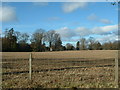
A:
[2,50,119,88]
[2,50,118,59]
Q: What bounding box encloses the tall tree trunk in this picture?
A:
[49,42,52,51]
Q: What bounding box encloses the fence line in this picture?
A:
[115,51,119,88]
[29,53,32,80]
[115,57,118,88]
[2,52,118,87]
[28,53,119,88]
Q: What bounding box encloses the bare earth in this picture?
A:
[2,50,120,88]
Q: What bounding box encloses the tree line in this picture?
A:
[1,28,119,52]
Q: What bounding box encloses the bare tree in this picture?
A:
[88,37,95,50]
[80,38,87,50]
[18,33,29,44]
[76,41,80,50]
[31,29,45,43]
[3,28,18,51]
[17,33,31,51]
[53,33,62,51]
[102,41,114,50]
[45,30,60,51]
[93,41,102,50]
[31,29,45,51]
[66,43,75,50]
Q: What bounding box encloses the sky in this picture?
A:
[0,2,118,46]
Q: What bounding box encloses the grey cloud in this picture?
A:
[99,19,112,24]
[87,13,112,24]
[62,2,88,13]
[0,6,18,22]
[55,24,117,41]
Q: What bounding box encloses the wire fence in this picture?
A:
[2,52,119,88]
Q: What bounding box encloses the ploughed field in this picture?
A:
[2,50,120,88]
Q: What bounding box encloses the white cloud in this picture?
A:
[56,27,76,39]
[92,25,118,35]
[0,30,2,34]
[55,24,118,42]
[0,6,17,22]
[62,2,88,13]
[99,19,112,24]
[87,13,112,24]
[87,13,98,21]
[75,27,91,36]
[95,34,118,43]
[56,27,90,41]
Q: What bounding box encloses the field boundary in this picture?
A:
[2,64,114,75]
[2,51,119,88]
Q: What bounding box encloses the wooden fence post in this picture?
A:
[115,51,118,88]
[29,53,32,80]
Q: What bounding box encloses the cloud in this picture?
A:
[0,6,17,22]
[87,13,98,21]
[87,13,112,24]
[92,24,118,35]
[95,34,118,43]
[56,27,76,40]
[0,30,1,34]
[99,19,112,24]
[55,24,118,42]
[56,27,91,41]
[33,2,48,6]
[62,2,88,13]
[75,27,91,36]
